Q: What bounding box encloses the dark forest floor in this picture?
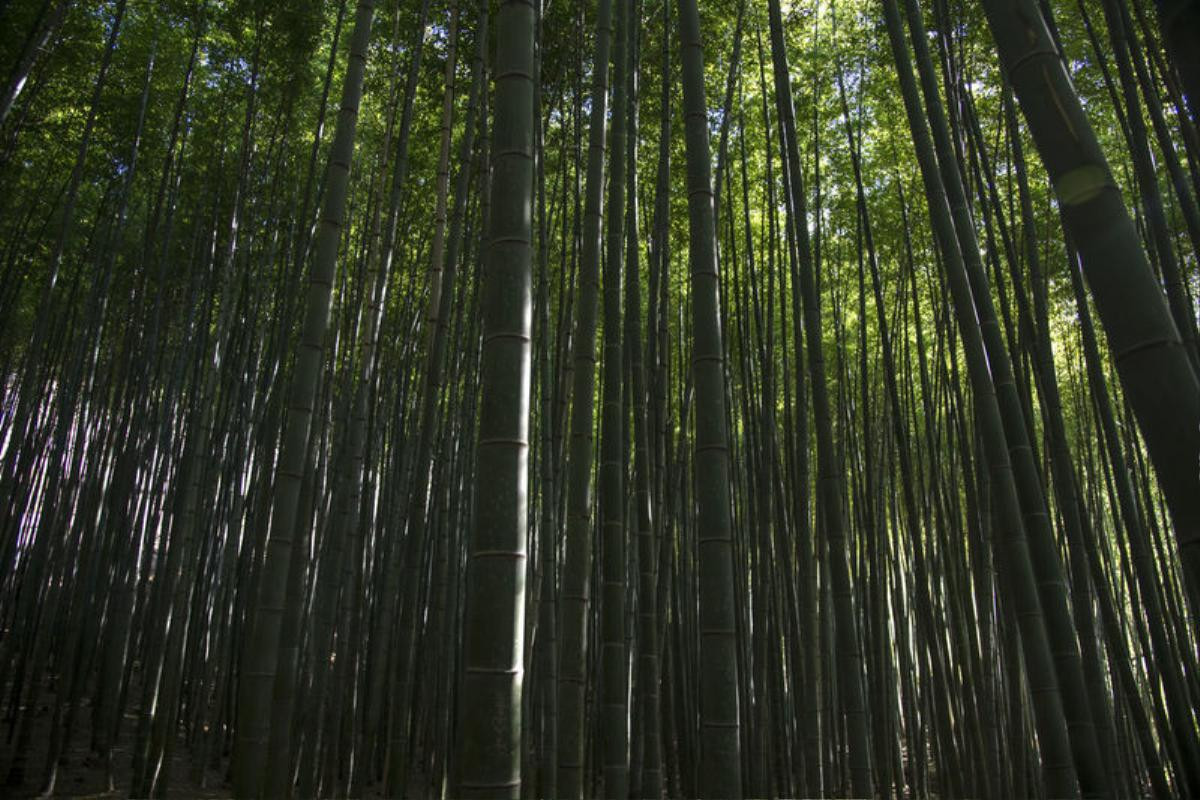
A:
[0,675,229,799]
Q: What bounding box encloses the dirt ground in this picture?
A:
[0,678,231,799]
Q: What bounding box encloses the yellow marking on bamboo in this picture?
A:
[1054,165,1108,206]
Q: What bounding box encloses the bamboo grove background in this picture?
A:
[0,0,1198,797]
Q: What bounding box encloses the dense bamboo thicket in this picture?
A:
[1,0,1199,797]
